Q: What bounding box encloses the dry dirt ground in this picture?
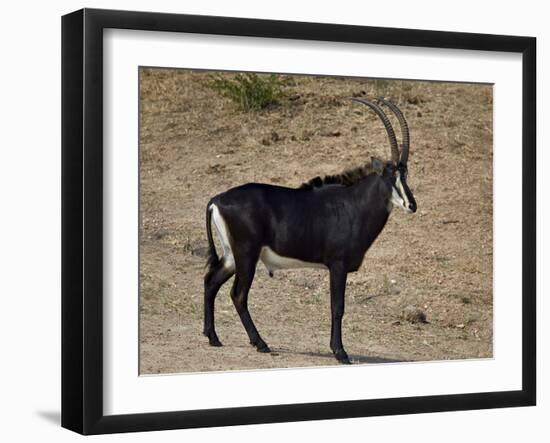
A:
[139,69,493,374]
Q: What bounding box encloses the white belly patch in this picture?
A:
[260,247,327,273]
[210,204,327,274]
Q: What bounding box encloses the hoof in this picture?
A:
[250,338,270,353]
[204,332,222,347]
[257,345,271,353]
[334,349,351,365]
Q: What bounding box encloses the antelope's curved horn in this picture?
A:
[350,97,399,164]
[376,97,410,166]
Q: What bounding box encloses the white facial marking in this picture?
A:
[391,172,413,213]
[210,204,235,271]
[396,173,410,207]
[260,247,327,274]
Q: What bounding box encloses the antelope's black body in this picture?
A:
[212,175,392,272]
[203,97,417,364]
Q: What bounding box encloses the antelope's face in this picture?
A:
[390,164,417,213]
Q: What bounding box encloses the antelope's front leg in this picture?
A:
[329,263,350,364]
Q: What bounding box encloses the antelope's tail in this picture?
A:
[205,203,220,273]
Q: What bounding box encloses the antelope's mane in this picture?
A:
[299,157,385,190]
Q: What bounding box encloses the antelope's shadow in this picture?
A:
[272,348,406,364]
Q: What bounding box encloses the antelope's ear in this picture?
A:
[371,157,384,175]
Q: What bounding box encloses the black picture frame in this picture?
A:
[61,8,536,435]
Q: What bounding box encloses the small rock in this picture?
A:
[407,95,423,105]
[400,305,428,324]
[205,164,225,174]
[320,129,341,137]
[456,323,465,329]
[153,228,170,240]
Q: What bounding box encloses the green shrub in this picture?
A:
[209,72,283,111]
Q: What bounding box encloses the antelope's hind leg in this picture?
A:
[231,248,271,353]
[203,262,234,347]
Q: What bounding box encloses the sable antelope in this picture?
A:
[203,97,417,364]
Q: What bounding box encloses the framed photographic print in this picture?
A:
[61,8,536,435]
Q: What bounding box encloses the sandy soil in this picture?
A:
[139,69,493,374]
